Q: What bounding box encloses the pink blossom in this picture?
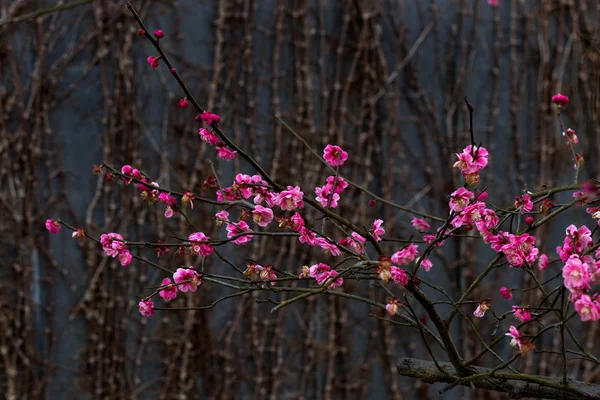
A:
[449,187,475,212]
[390,266,408,286]
[500,287,512,300]
[215,210,229,225]
[252,205,274,227]
[498,232,539,267]
[386,298,401,316]
[538,254,549,270]
[289,212,304,231]
[45,219,61,234]
[512,306,532,322]
[371,219,385,241]
[391,244,419,266]
[173,267,202,292]
[552,93,569,106]
[453,145,489,174]
[574,295,600,321]
[323,144,348,166]
[488,0,498,6]
[118,250,133,266]
[563,255,591,293]
[341,233,366,254]
[216,145,237,160]
[473,300,490,318]
[188,232,214,256]
[315,270,343,288]
[326,176,349,193]
[159,278,178,301]
[411,218,430,231]
[147,56,160,68]
[153,29,164,39]
[299,227,317,245]
[72,228,85,239]
[315,237,341,257]
[452,202,485,228]
[100,233,132,267]
[137,29,145,35]
[514,194,533,214]
[158,192,176,207]
[274,186,304,211]
[505,325,535,354]
[309,263,331,278]
[199,128,219,145]
[525,216,534,225]
[226,221,253,245]
[138,299,155,317]
[315,185,340,208]
[418,257,433,272]
[201,111,221,125]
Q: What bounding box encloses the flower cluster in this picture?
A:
[100,233,133,267]
[453,145,489,185]
[315,176,348,208]
[308,263,343,288]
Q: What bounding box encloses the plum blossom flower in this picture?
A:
[138,299,154,317]
[325,176,349,193]
[72,228,86,239]
[514,194,533,214]
[323,144,348,166]
[159,278,178,301]
[309,263,343,288]
[274,186,304,211]
[147,56,160,68]
[215,210,229,225]
[178,97,189,108]
[340,233,366,254]
[252,205,274,227]
[299,227,317,245]
[391,244,419,266]
[500,287,512,300]
[488,0,498,6]
[538,254,549,270]
[226,221,253,245]
[562,255,591,293]
[418,257,433,272]
[181,191,195,209]
[173,267,202,292]
[216,145,237,160]
[201,111,221,125]
[552,93,569,106]
[453,145,489,175]
[315,238,341,257]
[386,298,401,316]
[512,306,531,322]
[497,232,539,267]
[289,212,304,231]
[574,295,600,321]
[412,218,430,231]
[188,232,214,256]
[315,185,340,208]
[449,188,475,212]
[45,219,61,234]
[390,266,408,286]
[370,219,385,241]
[199,128,219,145]
[563,128,578,144]
[100,233,133,266]
[473,300,491,318]
[505,325,535,354]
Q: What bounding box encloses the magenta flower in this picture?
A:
[411,218,430,232]
[315,270,343,288]
[216,145,237,160]
[226,221,253,245]
[418,257,433,272]
[147,56,160,68]
[201,111,221,125]
[274,186,304,211]
[188,232,214,256]
[72,228,86,239]
[289,212,304,231]
[341,232,366,254]
[309,263,330,278]
[315,185,340,208]
[391,244,419,266]
[505,325,535,354]
[574,295,600,321]
[178,97,189,108]
[138,299,155,317]
[563,255,591,293]
[45,219,61,234]
[299,227,317,245]
[552,93,569,107]
[563,128,578,144]
[453,145,489,175]
[323,144,348,166]
[159,278,178,301]
[498,233,539,267]
[512,306,532,322]
[371,219,385,241]
[315,238,341,257]
[538,254,549,270]
[488,0,498,7]
[390,266,408,286]
[252,205,274,227]
[449,187,475,212]
[100,233,132,266]
[326,176,348,193]
[199,128,219,145]
[173,267,201,292]
[514,194,533,214]
[500,287,512,300]
[153,29,164,39]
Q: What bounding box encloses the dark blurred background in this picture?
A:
[1,0,600,398]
